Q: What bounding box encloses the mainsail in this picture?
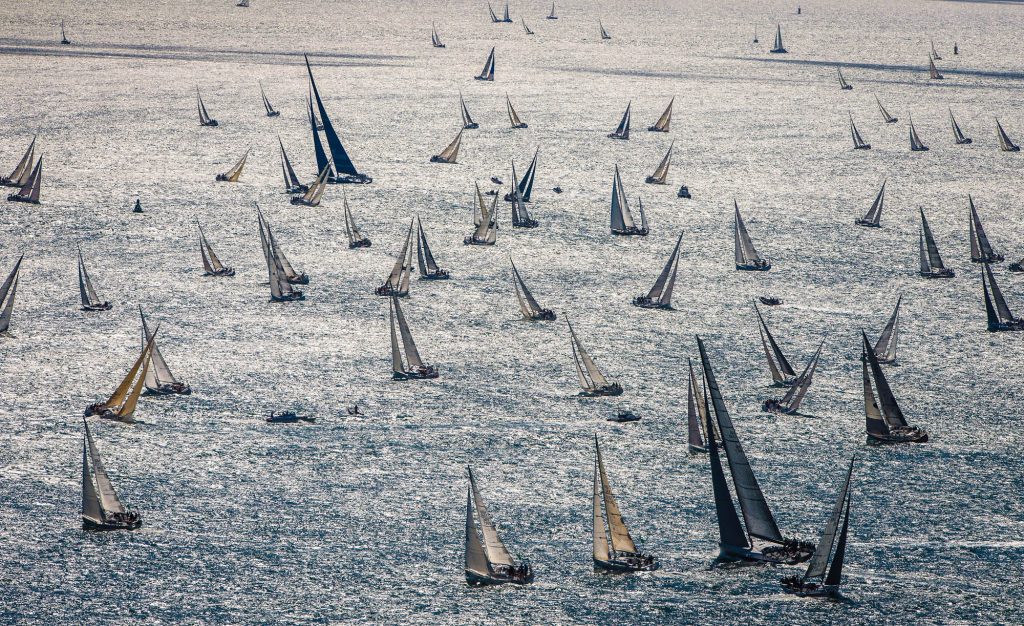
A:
[646,141,673,184]
[649,98,673,132]
[431,22,445,48]
[770,24,786,53]
[382,221,415,295]
[856,180,886,227]
[415,217,442,277]
[460,92,478,129]
[609,165,637,233]
[510,257,546,319]
[219,148,249,182]
[77,248,105,309]
[594,438,639,560]
[995,119,1020,152]
[294,165,329,206]
[82,420,128,523]
[909,114,929,151]
[507,95,527,128]
[488,3,500,22]
[919,209,949,276]
[522,17,533,34]
[643,232,682,308]
[686,359,707,451]
[776,341,824,414]
[257,208,302,301]
[466,468,517,573]
[140,306,183,392]
[548,3,557,19]
[278,136,305,192]
[873,296,901,363]
[97,332,157,422]
[734,201,768,269]
[968,196,1002,263]
[697,335,784,544]
[342,190,367,247]
[10,156,42,203]
[930,40,942,60]
[433,130,462,163]
[862,332,910,431]
[3,136,35,186]
[837,68,852,90]
[515,149,538,202]
[599,21,611,39]
[197,89,216,126]
[982,263,1019,330]
[0,256,23,334]
[259,81,279,116]
[306,55,370,182]
[950,109,971,144]
[850,113,871,150]
[608,102,631,139]
[876,96,897,123]
[568,319,612,393]
[754,302,797,383]
[476,47,495,81]
[390,294,425,372]
[801,459,854,585]
[928,56,943,79]
[197,222,228,275]
[509,160,536,227]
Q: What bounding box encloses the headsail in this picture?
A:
[433,129,462,163]
[649,98,673,132]
[3,136,36,185]
[928,56,943,79]
[305,55,369,182]
[594,438,639,556]
[873,296,901,363]
[644,232,682,308]
[219,148,249,182]
[510,257,545,319]
[431,22,445,48]
[83,420,128,519]
[734,201,768,269]
[777,341,824,414]
[460,92,478,129]
[686,359,706,451]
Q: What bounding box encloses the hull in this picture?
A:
[374,285,408,297]
[327,173,373,185]
[429,156,456,164]
[611,228,649,237]
[853,144,871,150]
[83,516,142,531]
[463,237,495,246]
[594,557,659,573]
[987,321,1024,332]
[287,274,310,285]
[421,270,450,280]
[921,269,954,279]
[82,302,113,311]
[6,194,39,204]
[632,297,671,310]
[205,268,236,277]
[1009,263,1024,272]
[607,133,628,140]
[580,384,623,397]
[717,543,778,564]
[770,47,787,53]
[867,429,929,444]
[677,186,691,198]
[956,138,973,145]
[736,262,771,272]
[758,297,783,306]
[688,444,708,454]
[266,111,280,118]
[200,120,219,127]
[528,310,557,321]
[647,126,668,133]
[271,292,305,302]
[971,255,1004,264]
[644,176,667,185]
[854,220,881,228]
[463,123,479,129]
[349,239,372,249]
[512,220,539,229]
[145,383,192,396]
[465,569,533,586]
[290,198,319,207]
[512,123,529,129]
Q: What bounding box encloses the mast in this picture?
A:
[696,335,785,544]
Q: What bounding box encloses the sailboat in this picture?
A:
[504,149,538,202]
[995,119,1020,152]
[781,459,854,597]
[77,247,112,311]
[854,180,886,227]
[876,96,897,123]
[305,56,372,184]
[928,56,943,79]
[476,47,495,81]
[465,184,498,245]
[969,196,1004,263]
[431,22,446,48]
[279,136,308,194]
[547,2,557,19]
[507,95,528,129]
[197,89,218,127]
[389,294,439,379]
[646,142,673,185]
[215,148,249,182]
[416,217,449,280]
[258,208,308,284]
[608,102,631,140]
[197,222,235,277]
[696,335,815,563]
[862,332,929,442]
[376,220,415,296]
[308,93,335,182]
[257,209,305,302]
[754,302,797,386]
[762,341,824,415]
[769,24,786,53]
[1,136,36,187]
[290,165,329,206]
[686,359,710,453]
[599,21,611,40]
[609,165,648,236]
[6,155,41,204]
[343,190,371,248]
[501,2,512,22]
[459,92,479,129]
[849,113,871,150]
[510,257,555,320]
[522,17,534,35]
[464,467,533,585]
[509,160,539,228]
[259,81,280,117]
[488,3,501,22]
[930,40,942,61]
[81,420,142,531]
[568,318,622,396]
[593,437,659,572]
[982,264,1024,332]
[430,129,463,164]
[648,98,672,132]
[837,68,852,90]
[908,114,929,152]
[872,297,900,364]
[0,256,23,335]
[84,331,157,423]
[1010,255,1024,273]
[61,20,70,45]
[633,232,681,310]
[734,201,770,271]
[139,307,191,395]
[949,109,971,144]
[919,209,954,278]
[237,0,249,6]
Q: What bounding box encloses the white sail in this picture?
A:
[568,321,611,390]
[77,249,101,307]
[140,307,179,389]
[81,438,103,523]
[734,201,764,266]
[392,295,423,369]
[5,136,35,184]
[435,130,462,163]
[609,165,635,232]
[389,299,405,375]
[857,180,886,226]
[465,487,490,575]
[506,96,526,128]
[595,440,638,555]
[646,232,682,305]
[468,468,516,566]
[84,422,127,515]
[0,257,22,333]
[996,119,1020,152]
[651,98,672,132]
[593,458,610,561]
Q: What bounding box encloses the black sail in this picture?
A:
[305,56,361,177]
[704,370,749,550]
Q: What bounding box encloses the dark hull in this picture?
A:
[349,240,372,249]
[528,310,557,321]
[607,133,629,140]
[1009,263,1024,272]
[611,228,649,237]
[145,383,192,396]
[83,517,142,531]
[463,238,495,246]
[420,271,450,280]
[465,569,533,586]
[327,173,372,185]
[374,285,408,297]
[200,120,219,127]
[854,220,881,227]
[644,176,666,184]
[758,297,783,306]
[463,123,479,129]
[580,384,623,397]
[271,292,305,302]
[594,557,659,573]
[988,321,1024,332]
[867,429,929,444]
[286,185,310,194]
[853,144,871,150]
[971,255,1004,264]
[429,156,456,164]
[6,194,39,204]
[781,581,840,598]
[956,138,973,144]
[512,220,539,229]
[287,275,310,285]
[632,297,671,310]
[474,76,494,81]
[215,174,232,182]
[647,126,668,132]
[736,263,771,271]
[205,268,236,277]
[911,146,930,152]
[266,111,280,117]
[770,48,787,53]
[677,187,691,198]
[921,269,955,279]
[512,123,529,129]
[290,198,319,206]
[82,303,113,311]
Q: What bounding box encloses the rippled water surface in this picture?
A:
[1,0,1023,624]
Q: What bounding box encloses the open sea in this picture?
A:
[1,0,1023,623]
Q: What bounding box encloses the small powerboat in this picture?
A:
[759,296,783,306]
[607,410,640,423]
[266,411,314,424]
[552,186,563,194]
[490,176,504,185]
[132,199,143,213]
[677,185,691,199]
[346,404,363,416]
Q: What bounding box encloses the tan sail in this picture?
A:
[593,458,610,561]
[220,148,249,182]
[596,440,638,554]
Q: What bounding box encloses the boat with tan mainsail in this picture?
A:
[84,331,158,423]
[593,436,659,573]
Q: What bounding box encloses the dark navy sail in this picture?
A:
[305,55,371,183]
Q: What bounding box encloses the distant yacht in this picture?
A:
[592,436,659,573]
[928,56,943,79]
[488,3,501,22]
[837,68,852,90]
[568,318,622,396]
[648,98,672,132]
[257,208,305,302]
[342,190,371,248]
[197,89,218,126]
[504,148,538,202]
[762,341,824,415]
[862,332,929,442]
[982,264,1024,331]
[306,56,372,184]
[876,96,897,123]
[415,217,449,280]
[197,221,235,277]
[609,165,648,236]
[599,20,611,40]
[60,20,70,45]
[919,209,954,278]
[430,129,463,164]
[506,95,528,128]
[139,306,191,395]
[464,467,533,585]
[930,40,942,61]
[608,102,631,139]
[754,302,797,386]
[645,141,673,185]
[77,247,112,311]
[431,22,446,48]
[290,165,329,206]
[84,332,157,423]
[465,183,498,245]
[476,47,495,81]
[510,257,555,320]
[501,2,512,22]
[633,232,681,310]
[854,180,886,227]
[6,155,41,204]
[376,220,415,296]
[259,81,280,117]
[1,135,36,187]
[81,420,142,531]
[278,136,308,194]
[734,201,770,271]
[849,113,871,150]
[969,196,1004,263]
[949,109,972,144]
[389,295,438,379]
[769,24,786,53]
[872,297,901,364]
[908,114,929,151]
[547,2,557,19]
[522,17,534,35]
[696,335,815,563]
[509,160,538,228]
[215,148,249,182]
[0,256,23,335]
[995,118,1020,152]
[459,92,478,129]
[781,459,854,598]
